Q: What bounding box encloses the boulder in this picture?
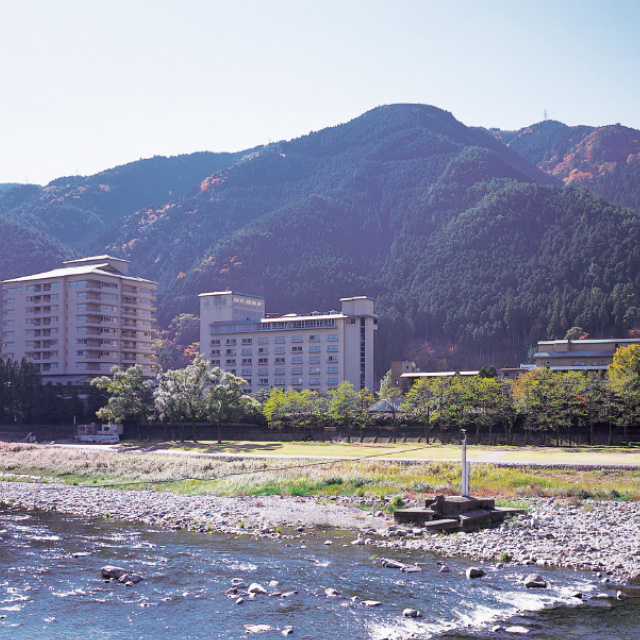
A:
[282,627,294,636]
[117,573,144,585]
[466,567,486,579]
[362,600,382,607]
[101,566,129,580]
[523,573,547,589]
[402,608,422,618]
[439,565,450,574]
[248,583,268,595]
[245,624,274,634]
[324,588,341,597]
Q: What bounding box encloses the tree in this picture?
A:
[327,381,359,443]
[206,367,256,444]
[608,345,640,442]
[403,377,435,443]
[91,365,155,440]
[355,387,375,443]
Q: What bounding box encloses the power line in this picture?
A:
[90,443,435,489]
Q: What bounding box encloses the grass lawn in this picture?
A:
[120,440,640,466]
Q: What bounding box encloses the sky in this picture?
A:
[1,0,639,185]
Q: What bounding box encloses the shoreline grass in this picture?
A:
[1,442,640,502]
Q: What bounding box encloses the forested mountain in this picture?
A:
[492,120,640,214]
[2,104,640,374]
[0,151,248,253]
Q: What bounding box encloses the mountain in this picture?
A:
[492,120,640,214]
[0,152,249,252]
[3,104,640,374]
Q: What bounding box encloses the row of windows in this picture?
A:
[211,333,339,347]
[212,345,340,356]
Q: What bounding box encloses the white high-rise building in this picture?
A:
[199,291,377,393]
[1,256,157,384]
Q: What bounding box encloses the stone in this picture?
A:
[523,573,547,589]
[248,583,268,595]
[245,624,274,634]
[118,573,144,584]
[439,565,450,573]
[282,627,294,636]
[505,626,530,634]
[269,580,280,588]
[466,567,486,579]
[101,566,129,580]
[236,597,244,605]
[362,600,382,607]
[570,591,583,599]
[402,608,422,618]
[324,588,341,597]
[617,590,627,600]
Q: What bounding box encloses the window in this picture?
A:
[242,368,252,376]
[275,367,285,375]
[258,357,268,364]
[258,337,269,344]
[211,359,220,365]
[292,346,303,353]
[211,349,220,356]
[291,367,303,375]
[275,347,285,354]
[258,368,268,375]
[327,377,339,384]
[291,378,303,386]
[259,378,269,385]
[211,339,221,346]
[327,345,339,352]
[327,334,338,341]
[274,336,285,344]
[328,366,338,374]
[5,287,21,293]
[225,359,236,366]
[258,347,269,354]
[348,318,356,325]
[309,367,321,375]
[309,335,320,342]
[292,357,303,364]
[291,336,303,343]
[226,348,236,355]
[309,346,320,353]
[309,356,320,364]
[241,347,252,355]
[274,378,285,386]
[242,358,252,365]
[328,356,338,363]
[275,357,285,364]
[309,378,320,385]
[241,338,253,345]
[226,338,236,346]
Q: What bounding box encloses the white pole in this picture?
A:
[461,429,470,497]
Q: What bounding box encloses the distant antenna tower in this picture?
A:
[544,109,548,121]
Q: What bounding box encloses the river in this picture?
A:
[0,508,638,639]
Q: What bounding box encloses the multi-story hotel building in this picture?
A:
[199,291,377,393]
[533,338,640,371]
[1,256,157,384]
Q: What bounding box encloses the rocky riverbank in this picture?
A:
[1,481,638,584]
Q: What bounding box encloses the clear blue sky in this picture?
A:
[1,0,638,184]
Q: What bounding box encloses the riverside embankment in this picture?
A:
[2,480,639,585]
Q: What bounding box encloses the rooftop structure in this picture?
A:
[1,256,157,384]
[199,291,377,393]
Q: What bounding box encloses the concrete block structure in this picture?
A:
[199,291,377,393]
[1,256,157,384]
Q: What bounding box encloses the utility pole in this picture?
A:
[461,429,470,497]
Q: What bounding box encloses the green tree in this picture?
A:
[206,367,256,444]
[91,365,155,440]
[328,381,359,443]
[403,377,435,443]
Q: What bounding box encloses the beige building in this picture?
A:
[199,291,377,393]
[533,338,640,371]
[1,256,157,384]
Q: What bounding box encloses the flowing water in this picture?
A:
[0,508,638,639]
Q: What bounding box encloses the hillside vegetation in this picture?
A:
[2,105,640,372]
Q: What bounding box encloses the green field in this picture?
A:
[123,440,640,466]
